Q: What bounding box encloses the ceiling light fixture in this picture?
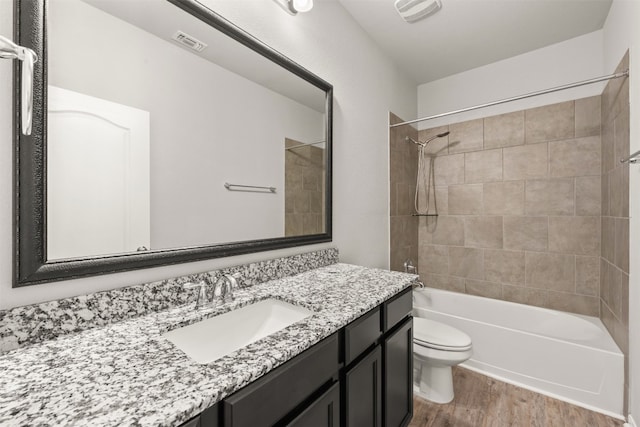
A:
[273,0,314,15]
[394,0,442,23]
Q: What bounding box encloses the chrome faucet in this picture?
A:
[183,281,210,310]
[213,273,241,305]
[183,273,242,309]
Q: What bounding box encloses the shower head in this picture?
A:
[405,131,449,147]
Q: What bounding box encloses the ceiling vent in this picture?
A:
[172,31,207,52]
[394,0,442,23]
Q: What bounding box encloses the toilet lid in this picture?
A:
[414,317,472,350]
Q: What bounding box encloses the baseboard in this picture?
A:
[625,414,637,427]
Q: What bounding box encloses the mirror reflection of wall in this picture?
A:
[46,0,326,260]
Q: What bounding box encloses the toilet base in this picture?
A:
[413,362,454,404]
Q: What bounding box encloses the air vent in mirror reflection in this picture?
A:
[172,31,207,52]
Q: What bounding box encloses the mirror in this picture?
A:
[14,0,333,286]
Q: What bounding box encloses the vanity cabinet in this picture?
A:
[383,318,413,427]
[344,345,382,426]
[186,287,413,427]
[286,382,341,426]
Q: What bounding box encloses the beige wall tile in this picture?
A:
[503,143,548,181]
[601,118,615,174]
[525,178,574,215]
[391,245,412,272]
[465,279,503,299]
[609,166,624,218]
[548,216,600,256]
[622,273,629,328]
[575,96,601,138]
[293,191,310,213]
[484,111,524,149]
[525,101,574,143]
[614,108,630,164]
[575,176,601,216]
[396,183,413,216]
[449,119,483,154]
[484,249,525,285]
[601,172,609,216]
[449,247,484,279]
[418,126,450,156]
[435,187,448,215]
[419,186,448,215]
[615,218,629,273]
[483,181,525,215]
[608,264,623,319]
[600,258,608,301]
[433,153,465,186]
[418,244,449,275]
[525,252,575,292]
[502,284,548,308]
[601,216,615,262]
[448,185,483,215]
[503,216,548,251]
[546,291,599,316]
[420,273,465,293]
[465,149,503,183]
[390,217,404,250]
[623,163,629,217]
[549,136,601,178]
[575,256,600,296]
[464,216,503,249]
[424,216,465,246]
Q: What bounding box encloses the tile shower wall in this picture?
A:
[414,98,603,316]
[285,138,325,236]
[390,113,419,272]
[600,51,630,411]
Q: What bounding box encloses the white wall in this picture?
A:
[48,0,325,249]
[417,30,604,128]
[602,0,640,423]
[0,0,417,309]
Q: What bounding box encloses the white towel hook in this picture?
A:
[0,34,38,135]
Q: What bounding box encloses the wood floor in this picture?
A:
[408,367,624,427]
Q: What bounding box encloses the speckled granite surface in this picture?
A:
[0,249,338,353]
[0,263,417,426]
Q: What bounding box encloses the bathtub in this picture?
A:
[412,287,624,419]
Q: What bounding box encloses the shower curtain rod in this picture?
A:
[390,70,629,128]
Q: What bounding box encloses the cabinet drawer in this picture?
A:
[286,382,340,427]
[344,307,381,365]
[223,333,339,427]
[384,288,412,332]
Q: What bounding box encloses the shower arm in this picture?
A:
[406,131,450,147]
[0,34,38,135]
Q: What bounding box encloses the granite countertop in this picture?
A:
[0,264,416,427]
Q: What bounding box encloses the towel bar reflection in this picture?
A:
[620,150,640,164]
[224,183,276,193]
[0,34,37,135]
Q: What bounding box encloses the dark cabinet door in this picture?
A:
[344,345,382,427]
[286,382,340,427]
[383,317,413,427]
[179,415,201,427]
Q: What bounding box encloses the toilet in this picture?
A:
[413,317,473,404]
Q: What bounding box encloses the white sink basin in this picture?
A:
[163,299,314,364]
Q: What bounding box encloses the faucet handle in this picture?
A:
[224,273,241,290]
[183,281,209,309]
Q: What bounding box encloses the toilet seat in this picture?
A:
[413,317,472,352]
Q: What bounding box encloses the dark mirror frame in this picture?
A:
[13,0,333,287]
